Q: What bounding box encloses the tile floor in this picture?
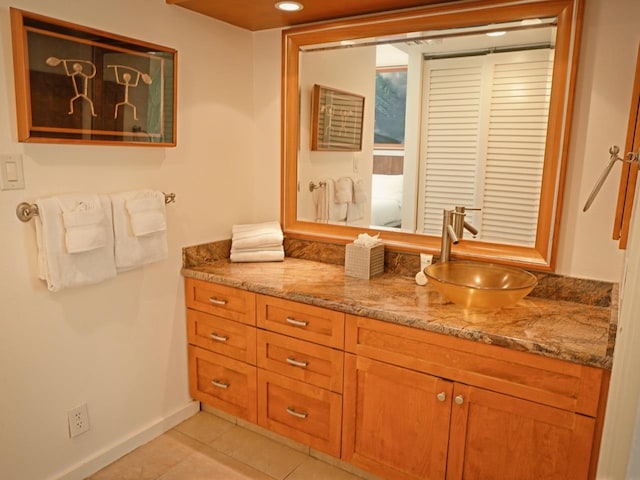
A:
[87,409,376,480]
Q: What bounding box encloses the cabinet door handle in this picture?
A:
[286,356,309,368]
[455,395,464,405]
[208,297,227,306]
[285,317,309,327]
[286,407,308,419]
[211,379,229,389]
[436,392,447,402]
[209,332,229,342]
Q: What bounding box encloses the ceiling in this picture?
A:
[166,0,454,31]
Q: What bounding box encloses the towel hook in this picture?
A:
[583,146,638,212]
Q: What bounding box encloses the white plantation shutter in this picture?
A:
[418,49,553,247]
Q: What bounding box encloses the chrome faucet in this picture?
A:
[440,206,479,263]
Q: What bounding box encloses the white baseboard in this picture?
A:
[51,400,200,480]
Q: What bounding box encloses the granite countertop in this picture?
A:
[182,257,617,370]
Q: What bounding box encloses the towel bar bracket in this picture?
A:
[16,192,176,222]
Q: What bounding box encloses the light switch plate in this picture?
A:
[0,154,25,190]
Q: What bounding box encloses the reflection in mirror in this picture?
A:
[283,1,583,270]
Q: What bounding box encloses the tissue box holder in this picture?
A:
[345,243,384,279]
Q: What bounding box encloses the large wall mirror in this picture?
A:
[282,0,584,271]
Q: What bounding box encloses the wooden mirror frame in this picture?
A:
[281,0,584,271]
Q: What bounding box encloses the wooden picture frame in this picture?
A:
[311,84,364,151]
[10,8,177,146]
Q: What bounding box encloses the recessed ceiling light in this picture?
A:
[275,1,304,12]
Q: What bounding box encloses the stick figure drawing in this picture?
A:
[45,57,98,117]
[108,65,152,120]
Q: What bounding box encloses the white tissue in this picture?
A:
[353,233,383,247]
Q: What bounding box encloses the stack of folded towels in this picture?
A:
[230,221,284,262]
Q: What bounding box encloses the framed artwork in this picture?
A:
[311,84,364,151]
[10,8,177,146]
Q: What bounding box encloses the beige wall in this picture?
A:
[0,1,279,479]
[0,0,638,479]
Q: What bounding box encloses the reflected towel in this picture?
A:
[111,190,168,270]
[326,179,347,222]
[35,195,116,291]
[335,177,354,204]
[352,178,368,204]
[312,182,329,223]
[58,195,107,254]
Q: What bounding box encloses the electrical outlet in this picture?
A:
[67,403,90,437]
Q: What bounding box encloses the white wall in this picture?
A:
[1,0,639,478]
[0,1,279,479]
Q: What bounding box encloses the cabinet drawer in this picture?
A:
[185,278,256,325]
[187,309,256,364]
[257,330,343,393]
[257,295,345,348]
[188,345,257,422]
[257,369,342,457]
[345,315,605,416]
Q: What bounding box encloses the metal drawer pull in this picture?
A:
[436,392,446,402]
[210,333,229,342]
[285,317,308,327]
[286,356,309,368]
[208,297,227,305]
[455,395,464,405]
[211,379,229,389]
[286,407,308,419]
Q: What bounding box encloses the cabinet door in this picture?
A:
[342,354,453,480]
[447,384,595,480]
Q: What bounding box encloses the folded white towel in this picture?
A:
[312,182,329,223]
[230,247,285,263]
[352,178,368,204]
[111,190,168,270]
[335,177,354,204]
[326,179,347,222]
[35,195,116,291]
[125,193,167,236]
[231,221,283,250]
[58,195,107,253]
[230,245,284,254]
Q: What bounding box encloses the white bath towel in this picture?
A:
[111,190,168,270]
[125,193,167,236]
[58,195,107,253]
[230,246,285,263]
[231,221,283,251]
[326,179,347,223]
[35,195,116,292]
[312,182,329,223]
[335,177,354,204]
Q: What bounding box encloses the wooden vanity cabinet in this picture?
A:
[342,314,607,480]
[185,278,258,422]
[256,294,345,457]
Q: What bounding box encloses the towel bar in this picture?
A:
[16,192,176,222]
[308,181,326,192]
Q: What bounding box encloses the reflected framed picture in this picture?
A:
[311,84,364,151]
[10,8,177,146]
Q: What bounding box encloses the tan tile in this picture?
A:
[208,425,307,479]
[310,449,383,480]
[157,445,274,480]
[174,411,235,444]
[87,430,201,480]
[286,457,366,480]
